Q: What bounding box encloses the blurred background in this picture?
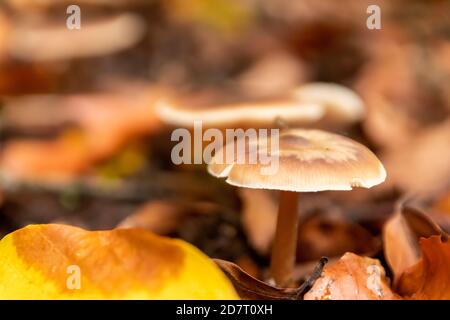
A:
[0,0,449,281]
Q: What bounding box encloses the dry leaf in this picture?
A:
[397,236,450,300]
[214,259,297,300]
[297,214,379,262]
[237,51,307,98]
[0,224,238,299]
[432,192,450,216]
[65,88,165,158]
[0,89,165,184]
[234,255,260,279]
[239,189,277,255]
[0,131,92,184]
[304,253,399,300]
[383,205,446,285]
[118,201,189,234]
[356,33,430,149]
[215,258,327,300]
[382,120,450,195]
[118,200,213,234]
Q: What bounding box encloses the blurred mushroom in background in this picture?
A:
[293,82,365,128]
[156,90,324,130]
[156,82,365,131]
[8,14,146,62]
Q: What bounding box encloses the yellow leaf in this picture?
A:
[0,224,238,299]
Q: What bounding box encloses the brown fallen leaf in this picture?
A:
[356,29,446,151]
[236,50,308,99]
[357,37,419,149]
[215,258,327,300]
[234,255,260,279]
[65,88,165,159]
[297,214,379,262]
[215,259,297,300]
[304,253,399,300]
[239,188,277,255]
[428,191,450,232]
[398,236,450,299]
[0,11,9,63]
[0,130,92,184]
[0,63,59,95]
[117,200,213,235]
[382,119,450,196]
[383,205,447,285]
[0,88,166,184]
[432,191,450,216]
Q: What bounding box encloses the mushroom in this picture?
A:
[156,91,324,129]
[207,128,386,286]
[293,82,365,126]
[9,13,145,62]
[156,83,365,130]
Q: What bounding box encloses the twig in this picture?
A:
[295,257,328,299]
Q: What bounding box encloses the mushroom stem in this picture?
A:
[270,190,299,287]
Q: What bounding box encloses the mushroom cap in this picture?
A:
[9,14,145,62]
[208,129,386,192]
[156,93,324,128]
[293,82,365,124]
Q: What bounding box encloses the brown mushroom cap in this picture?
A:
[208,129,386,192]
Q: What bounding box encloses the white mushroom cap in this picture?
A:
[293,82,365,124]
[155,97,324,128]
[208,129,386,192]
[8,14,145,62]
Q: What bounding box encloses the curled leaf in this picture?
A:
[304,253,399,300]
[215,258,327,300]
[0,224,238,299]
[215,259,298,300]
[398,236,450,300]
[383,205,446,285]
